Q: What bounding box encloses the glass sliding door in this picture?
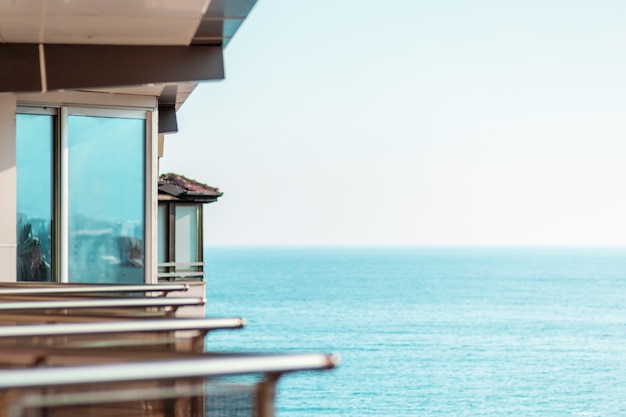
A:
[16,106,149,284]
[16,113,55,281]
[66,114,146,283]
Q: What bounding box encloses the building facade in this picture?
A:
[0,1,256,287]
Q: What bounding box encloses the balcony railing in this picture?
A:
[0,282,190,296]
[158,262,205,281]
[0,282,339,417]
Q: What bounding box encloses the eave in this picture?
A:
[0,0,257,110]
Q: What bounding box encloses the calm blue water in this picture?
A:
[204,247,626,416]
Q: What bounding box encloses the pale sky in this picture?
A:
[159,0,626,246]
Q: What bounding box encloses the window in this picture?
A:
[175,205,200,265]
[157,202,203,281]
[16,113,55,282]
[16,107,149,283]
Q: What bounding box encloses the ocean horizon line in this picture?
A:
[203,244,626,249]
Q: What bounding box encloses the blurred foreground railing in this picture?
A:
[0,283,190,296]
[0,283,339,417]
[2,353,338,417]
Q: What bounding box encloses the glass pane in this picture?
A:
[175,205,199,265]
[16,114,54,282]
[157,204,167,266]
[67,115,145,283]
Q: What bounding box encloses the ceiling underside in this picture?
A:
[0,0,257,109]
[0,0,255,47]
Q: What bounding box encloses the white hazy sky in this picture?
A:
[159,0,626,246]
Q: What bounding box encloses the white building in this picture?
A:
[0,1,256,294]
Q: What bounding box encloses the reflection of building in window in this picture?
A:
[17,218,50,282]
[157,173,222,282]
[119,236,143,268]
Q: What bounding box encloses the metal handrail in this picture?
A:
[158,262,204,268]
[158,262,205,281]
[0,297,205,311]
[0,353,340,389]
[157,271,204,278]
[0,317,245,338]
[0,283,190,296]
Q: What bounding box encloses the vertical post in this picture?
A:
[198,204,204,280]
[59,106,69,283]
[0,94,17,282]
[145,110,158,284]
[168,204,176,280]
[53,110,61,282]
[256,373,280,417]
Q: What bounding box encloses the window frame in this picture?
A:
[157,201,204,281]
[16,104,157,283]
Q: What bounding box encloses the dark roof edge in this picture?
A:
[158,173,223,204]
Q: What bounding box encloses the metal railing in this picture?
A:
[158,262,205,281]
[0,353,339,389]
[2,354,339,417]
[0,297,205,312]
[0,282,339,417]
[0,317,245,339]
[0,283,190,296]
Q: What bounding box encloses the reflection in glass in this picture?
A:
[16,114,54,282]
[157,204,167,273]
[67,115,145,283]
[175,205,199,265]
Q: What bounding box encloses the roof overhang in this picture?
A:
[0,43,224,94]
[0,0,257,109]
[158,173,223,204]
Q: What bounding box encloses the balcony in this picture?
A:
[0,282,339,417]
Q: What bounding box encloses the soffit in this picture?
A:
[89,83,197,111]
[0,0,256,47]
[0,0,209,45]
[0,0,257,108]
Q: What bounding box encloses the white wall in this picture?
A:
[0,94,17,282]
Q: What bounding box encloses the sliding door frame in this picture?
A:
[16,103,157,284]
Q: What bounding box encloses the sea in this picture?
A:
[204,247,626,416]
